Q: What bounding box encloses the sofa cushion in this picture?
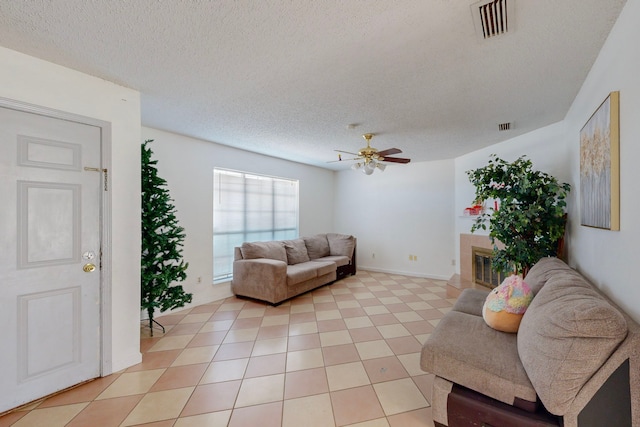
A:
[523,256,579,295]
[517,271,628,416]
[421,311,537,407]
[240,241,287,263]
[286,262,318,286]
[283,239,311,265]
[452,288,490,317]
[312,260,336,276]
[303,234,331,259]
[327,233,356,259]
[313,255,349,268]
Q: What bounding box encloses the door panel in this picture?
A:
[18,287,81,381]
[0,106,102,412]
[17,135,82,171]
[19,181,80,267]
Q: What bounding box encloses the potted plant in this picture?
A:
[466,155,571,277]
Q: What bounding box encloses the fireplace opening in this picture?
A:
[472,246,507,289]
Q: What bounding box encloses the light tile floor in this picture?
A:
[0,270,452,427]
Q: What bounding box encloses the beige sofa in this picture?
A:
[231,233,356,304]
[421,257,639,427]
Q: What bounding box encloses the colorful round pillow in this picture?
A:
[482,275,533,333]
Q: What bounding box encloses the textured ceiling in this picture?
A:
[0,0,627,170]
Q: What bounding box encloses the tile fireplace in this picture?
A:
[472,246,506,289]
[447,233,505,298]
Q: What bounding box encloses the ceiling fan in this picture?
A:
[332,133,411,174]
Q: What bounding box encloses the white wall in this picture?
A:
[453,0,640,322]
[0,46,142,372]
[141,127,335,306]
[333,160,455,280]
[563,0,640,322]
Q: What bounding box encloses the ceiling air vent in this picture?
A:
[471,0,514,40]
[498,122,511,131]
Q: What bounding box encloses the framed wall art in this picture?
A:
[580,91,620,230]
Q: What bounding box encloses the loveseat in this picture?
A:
[231,233,356,305]
[420,257,640,427]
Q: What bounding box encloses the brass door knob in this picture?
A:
[83,263,96,273]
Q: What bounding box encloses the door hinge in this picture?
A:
[84,167,108,191]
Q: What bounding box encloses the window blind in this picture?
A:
[213,168,299,281]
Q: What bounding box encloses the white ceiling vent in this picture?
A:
[471,0,515,40]
[498,122,511,131]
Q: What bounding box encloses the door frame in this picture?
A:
[0,96,113,377]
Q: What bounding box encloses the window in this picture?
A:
[213,168,299,281]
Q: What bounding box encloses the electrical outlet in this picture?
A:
[372,253,375,259]
[196,276,202,283]
[451,259,456,266]
[408,255,412,261]
[414,255,418,261]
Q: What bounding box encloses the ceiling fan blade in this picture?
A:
[327,156,361,163]
[380,157,411,164]
[377,148,402,157]
[334,149,359,156]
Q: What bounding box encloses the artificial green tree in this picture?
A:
[141,139,192,335]
[467,155,571,277]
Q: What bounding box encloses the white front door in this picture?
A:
[0,105,103,412]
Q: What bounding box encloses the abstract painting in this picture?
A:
[580,91,620,230]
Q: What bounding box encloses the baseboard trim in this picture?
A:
[357,266,450,281]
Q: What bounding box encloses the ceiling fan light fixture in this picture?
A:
[351,162,362,170]
[363,161,376,175]
[376,162,386,172]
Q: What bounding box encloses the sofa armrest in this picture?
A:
[560,301,640,427]
[232,258,288,304]
[338,242,356,278]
